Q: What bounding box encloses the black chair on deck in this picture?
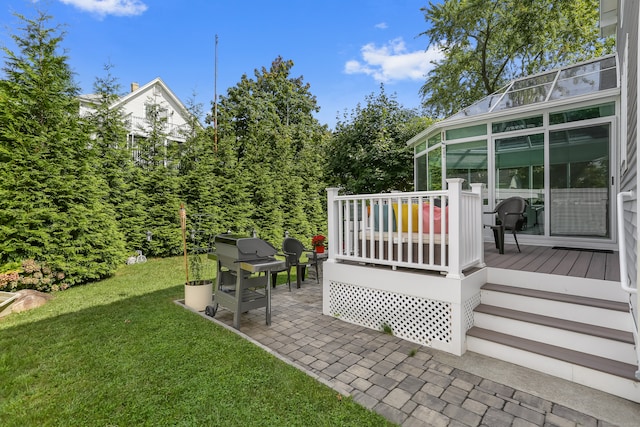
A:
[282,237,319,291]
[484,197,527,254]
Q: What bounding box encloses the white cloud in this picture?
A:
[59,0,148,17]
[374,22,388,30]
[345,37,444,83]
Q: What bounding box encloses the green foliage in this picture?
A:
[419,0,615,118]
[0,11,125,286]
[132,99,184,257]
[381,322,393,335]
[327,85,431,194]
[0,261,22,274]
[216,56,329,245]
[87,63,144,253]
[0,11,427,289]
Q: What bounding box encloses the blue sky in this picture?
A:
[1,0,443,128]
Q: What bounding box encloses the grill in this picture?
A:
[207,234,285,329]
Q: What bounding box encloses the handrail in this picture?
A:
[616,190,639,380]
[616,190,636,294]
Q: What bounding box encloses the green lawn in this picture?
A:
[0,257,393,426]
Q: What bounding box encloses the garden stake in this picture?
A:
[180,204,189,284]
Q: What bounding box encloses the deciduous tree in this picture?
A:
[327,85,431,194]
[419,0,614,118]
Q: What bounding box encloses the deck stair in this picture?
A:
[467,282,640,403]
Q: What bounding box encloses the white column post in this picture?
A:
[324,188,341,316]
[471,183,486,268]
[446,179,464,279]
[326,188,340,262]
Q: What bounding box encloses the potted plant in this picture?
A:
[181,205,213,311]
[311,235,326,253]
[184,253,213,311]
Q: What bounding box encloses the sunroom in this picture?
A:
[322,54,622,357]
[409,54,619,251]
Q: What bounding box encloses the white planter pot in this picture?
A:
[184,281,213,311]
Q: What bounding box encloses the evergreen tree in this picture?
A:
[216,57,328,245]
[0,11,125,284]
[135,98,182,257]
[88,63,145,254]
[179,98,226,246]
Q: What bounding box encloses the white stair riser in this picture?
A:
[466,336,640,403]
[480,291,632,331]
[473,312,637,364]
[487,268,629,302]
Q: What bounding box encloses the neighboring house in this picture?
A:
[323,0,640,402]
[78,77,196,163]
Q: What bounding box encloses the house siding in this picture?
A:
[619,0,639,307]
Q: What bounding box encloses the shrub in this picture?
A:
[0,259,68,292]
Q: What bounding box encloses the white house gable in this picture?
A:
[113,78,193,143]
[79,77,195,144]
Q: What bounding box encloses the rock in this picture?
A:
[11,289,54,313]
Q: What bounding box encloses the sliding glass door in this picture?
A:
[494,133,545,235]
[549,124,611,237]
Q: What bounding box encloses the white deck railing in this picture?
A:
[327,179,485,279]
[127,116,190,141]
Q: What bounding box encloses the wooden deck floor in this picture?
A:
[483,242,620,282]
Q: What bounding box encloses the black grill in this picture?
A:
[208,234,285,329]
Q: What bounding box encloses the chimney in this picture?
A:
[130,82,139,92]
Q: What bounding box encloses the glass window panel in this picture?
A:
[448,89,508,119]
[549,57,617,100]
[427,147,442,191]
[549,124,610,237]
[493,84,553,112]
[511,72,556,90]
[416,153,427,190]
[549,102,615,125]
[445,56,617,120]
[446,140,487,190]
[445,124,487,140]
[415,141,427,154]
[557,56,616,80]
[495,133,545,235]
[428,133,441,147]
[492,116,543,133]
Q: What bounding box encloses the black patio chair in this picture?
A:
[484,197,527,254]
[282,237,319,291]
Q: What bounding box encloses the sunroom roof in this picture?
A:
[448,55,617,120]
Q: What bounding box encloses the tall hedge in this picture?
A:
[0,15,335,288]
[216,56,329,246]
[0,12,126,285]
[88,64,146,256]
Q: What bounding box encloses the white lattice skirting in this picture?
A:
[464,292,481,331]
[329,281,456,347]
[323,261,486,355]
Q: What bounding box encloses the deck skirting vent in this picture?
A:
[463,292,481,331]
[328,281,452,346]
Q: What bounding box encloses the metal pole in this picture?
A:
[213,34,218,153]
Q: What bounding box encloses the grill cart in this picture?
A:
[207,234,285,329]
